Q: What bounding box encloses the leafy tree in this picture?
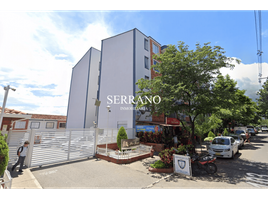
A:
[0,132,9,176]
[117,126,128,151]
[257,80,268,118]
[135,42,240,146]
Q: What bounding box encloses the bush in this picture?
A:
[223,128,228,136]
[204,137,214,142]
[0,133,9,176]
[117,127,128,151]
[159,148,176,168]
[208,131,215,138]
[150,160,166,168]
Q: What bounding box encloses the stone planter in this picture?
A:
[148,166,174,173]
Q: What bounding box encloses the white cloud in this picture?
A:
[0,12,112,115]
[220,60,268,100]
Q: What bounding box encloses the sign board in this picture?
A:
[173,154,192,176]
[121,138,140,150]
[166,117,180,125]
[2,125,7,131]
[136,125,161,133]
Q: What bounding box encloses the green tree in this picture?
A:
[135,42,240,146]
[257,80,268,118]
[117,126,128,151]
[0,132,9,176]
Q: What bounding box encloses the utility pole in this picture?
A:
[0,85,16,130]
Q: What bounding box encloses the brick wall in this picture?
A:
[150,39,165,123]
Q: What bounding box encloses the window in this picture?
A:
[153,43,159,54]
[145,75,149,80]
[231,138,235,144]
[144,56,149,69]
[46,122,54,129]
[30,122,40,129]
[144,39,149,51]
[153,59,159,72]
[212,138,230,145]
[14,121,26,129]
[59,122,66,128]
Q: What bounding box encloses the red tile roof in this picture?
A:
[0,106,26,115]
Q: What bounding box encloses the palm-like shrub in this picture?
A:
[117,126,128,151]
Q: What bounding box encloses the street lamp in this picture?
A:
[0,85,16,130]
[106,105,111,154]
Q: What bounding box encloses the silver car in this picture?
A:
[229,134,244,148]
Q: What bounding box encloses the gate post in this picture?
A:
[26,129,35,167]
[67,130,72,161]
[93,128,98,156]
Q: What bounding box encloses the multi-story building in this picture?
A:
[66,28,165,129]
[66,47,101,129]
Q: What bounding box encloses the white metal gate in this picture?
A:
[5,130,31,167]
[28,128,96,167]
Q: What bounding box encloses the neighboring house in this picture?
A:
[67,28,165,129]
[0,106,66,131]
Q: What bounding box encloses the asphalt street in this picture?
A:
[30,132,268,189]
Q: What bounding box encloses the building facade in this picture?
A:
[66,28,165,129]
[66,47,101,129]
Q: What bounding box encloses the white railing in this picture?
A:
[0,170,12,189]
[97,144,152,160]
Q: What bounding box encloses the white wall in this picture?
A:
[85,48,101,128]
[98,30,134,129]
[66,49,91,128]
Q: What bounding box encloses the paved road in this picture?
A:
[30,132,268,189]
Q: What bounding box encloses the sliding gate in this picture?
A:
[27,128,96,167]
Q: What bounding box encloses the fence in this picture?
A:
[97,144,152,160]
[5,127,136,168]
[0,170,12,189]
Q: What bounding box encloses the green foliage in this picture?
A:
[0,134,9,176]
[137,131,164,144]
[150,160,166,169]
[134,42,240,146]
[204,137,214,142]
[208,131,215,138]
[257,80,268,118]
[159,148,176,168]
[223,128,228,136]
[117,126,128,151]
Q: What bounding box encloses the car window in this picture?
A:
[235,130,245,134]
[231,138,235,144]
[212,138,230,145]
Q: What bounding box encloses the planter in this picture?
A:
[141,142,164,152]
[148,166,174,173]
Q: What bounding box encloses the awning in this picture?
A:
[136,121,182,127]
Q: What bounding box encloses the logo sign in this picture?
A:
[121,138,140,150]
[173,154,191,176]
[166,117,180,125]
[178,160,186,169]
[136,125,161,133]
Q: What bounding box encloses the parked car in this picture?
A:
[229,134,244,148]
[208,136,239,159]
[261,126,268,132]
[247,128,256,136]
[234,129,249,140]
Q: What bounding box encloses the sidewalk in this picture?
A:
[8,167,42,189]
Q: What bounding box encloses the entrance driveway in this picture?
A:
[30,133,268,189]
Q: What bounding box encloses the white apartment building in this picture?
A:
[66,28,163,129]
[66,47,101,128]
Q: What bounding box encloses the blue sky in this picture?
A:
[0,9,268,115]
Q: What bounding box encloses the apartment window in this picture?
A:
[46,122,54,129]
[59,122,66,128]
[153,59,159,72]
[144,56,149,69]
[14,121,26,129]
[144,38,149,51]
[153,43,159,54]
[145,75,149,80]
[30,122,40,129]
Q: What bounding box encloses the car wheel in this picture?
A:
[231,151,234,159]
